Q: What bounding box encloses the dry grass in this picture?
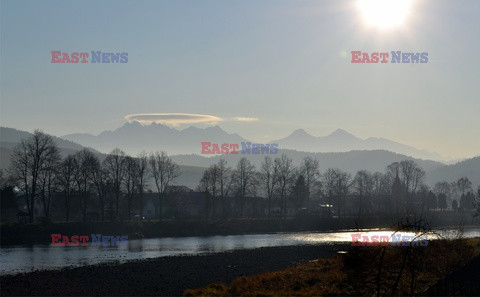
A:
[184,238,480,297]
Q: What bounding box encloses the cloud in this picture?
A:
[124,113,223,126]
[233,117,259,122]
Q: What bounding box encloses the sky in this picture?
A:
[1,0,479,160]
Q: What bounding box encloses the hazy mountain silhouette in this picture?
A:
[273,128,442,160]
[61,123,443,161]
[0,127,206,189]
[0,127,99,155]
[1,126,479,189]
[170,151,480,188]
[0,127,101,171]
[62,122,246,155]
[170,149,444,177]
[426,156,480,187]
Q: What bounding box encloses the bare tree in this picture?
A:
[149,151,180,220]
[0,169,10,189]
[103,148,127,221]
[372,171,393,195]
[260,156,279,216]
[90,160,109,221]
[387,160,425,213]
[334,170,351,217]
[400,160,425,195]
[291,174,308,212]
[300,156,320,211]
[322,168,350,217]
[73,149,98,222]
[353,170,374,217]
[135,153,149,218]
[274,154,295,218]
[59,155,76,221]
[232,157,256,217]
[38,149,61,218]
[474,186,480,221]
[199,165,217,194]
[322,168,337,207]
[0,169,14,189]
[217,159,233,218]
[199,160,233,219]
[434,181,452,209]
[456,177,472,195]
[433,181,451,197]
[200,164,219,218]
[124,156,140,221]
[386,161,400,179]
[9,130,60,223]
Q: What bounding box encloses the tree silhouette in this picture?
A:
[9,130,60,223]
[149,151,180,220]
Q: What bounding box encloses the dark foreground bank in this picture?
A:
[0,244,348,296]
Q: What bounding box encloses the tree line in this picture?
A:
[4,130,180,223]
[2,130,479,223]
[198,155,480,219]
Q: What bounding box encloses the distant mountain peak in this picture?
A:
[182,125,231,135]
[125,121,142,127]
[286,128,315,138]
[120,121,144,130]
[181,126,200,132]
[58,123,444,161]
[328,128,356,138]
[291,128,310,136]
[61,123,246,155]
[205,125,224,131]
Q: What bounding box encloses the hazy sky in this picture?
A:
[1,0,479,160]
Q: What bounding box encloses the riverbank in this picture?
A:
[1,212,473,246]
[0,244,348,296]
[186,238,480,296]
[2,238,479,296]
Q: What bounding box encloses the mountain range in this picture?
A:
[62,122,246,156]
[0,127,206,190]
[1,125,479,189]
[273,128,442,161]
[61,122,442,160]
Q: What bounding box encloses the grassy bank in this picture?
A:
[2,238,478,296]
[184,238,480,296]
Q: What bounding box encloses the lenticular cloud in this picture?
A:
[124,113,223,126]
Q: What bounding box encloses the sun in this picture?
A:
[357,0,412,29]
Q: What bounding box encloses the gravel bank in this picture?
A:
[0,244,349,296]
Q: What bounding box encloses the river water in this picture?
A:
[1,227,479,275]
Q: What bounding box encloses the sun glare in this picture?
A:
[358,0,412,29]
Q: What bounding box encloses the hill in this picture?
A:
[426,156,480,187]
[273,128,442,161]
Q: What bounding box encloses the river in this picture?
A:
[1,227,479,275]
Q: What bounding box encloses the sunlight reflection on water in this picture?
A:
[1,227,479,275]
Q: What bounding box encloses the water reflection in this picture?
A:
[1,227,479,275]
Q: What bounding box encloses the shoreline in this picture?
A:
[0,244,349,296]
[1,214,475,246]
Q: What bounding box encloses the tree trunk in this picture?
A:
[65,193,70,222]
[128,194,132,221]
[139,190,144,218]
[100,198,105,221]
